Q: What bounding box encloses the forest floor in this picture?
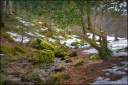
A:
[60,48,128,84]
[0,29,127,85]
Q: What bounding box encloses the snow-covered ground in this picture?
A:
[83,34,128,57]
[7,32,30,43]
[91,61,128,85]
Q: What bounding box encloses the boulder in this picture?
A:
[54,45,68,57]
[68,50,77,57]
[28,49,55,64]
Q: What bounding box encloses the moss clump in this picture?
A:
[71,42,79,46]
[73,58,84,67]
[68,50,77,57]
[28,49,55,64]
[0,45,15,54]
[52,73,62,85]
[89,54,101,60]
[15,45,27,53]
[64,56,70,60]
[30,38,54,51]
[2,33,15,43]
[54,45,68,57]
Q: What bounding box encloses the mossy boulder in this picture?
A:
[54,65,65,71]
[52,73,62,85]
[15,45,27,53]
[54,45,68,57]
[89,54,101,60]
[0,45,15,55]
[65,59,72,63]
[30,38,54,51]
[2,33,15,43]
[73,58,84,67]
[68,50,77,57]
[28,49,55,64]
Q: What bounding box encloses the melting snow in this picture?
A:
[82,48,98,54]
[7,32,30,43]
[91,76,128,85]
[48,38,56,42]
[92,61,128,85]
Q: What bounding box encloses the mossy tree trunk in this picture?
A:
[81,13,111,59]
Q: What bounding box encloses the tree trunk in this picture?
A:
[83,12,111,58]
[0,1,5,28]
[8,1,13,14]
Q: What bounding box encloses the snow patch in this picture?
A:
[91,76,128,85]
[7,32,30,43]
[83,48,99,54]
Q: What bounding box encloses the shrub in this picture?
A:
[73,58,84,67]
[68,50,77,57]
[15,45,27,53]
[28,49,55,64]
[89,54,101,60]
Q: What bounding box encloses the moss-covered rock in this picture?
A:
[28,49,55,64]
[30,38,54,51]
[64,56,70,60]
[54,65,65,71]
[65,59,72,63]
[52,73,62,85]
[2,33,15,43]
[68,50,77,57]
[54,45,68,57]
[89,54,101,60]
[15,45,27,53]
[0,45,15,54]
[73,58,84,67]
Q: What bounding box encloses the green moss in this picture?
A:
[0,68,7,73]
[73,58,84,67]
[89,54,101,60]
[54,45,68,57]
[15,45,27,53]
[0,74,6,85]
[28,49,55,64]
[6,56,18,62]
[68,50,77,57]
[54,65,65,71]
[13,52,20,56]
[30,38,54,51]
[2,33,15,43]
[0,45,15,54]
[52,73,62,85]
[64,56,70,60]
[71,42,79,46]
